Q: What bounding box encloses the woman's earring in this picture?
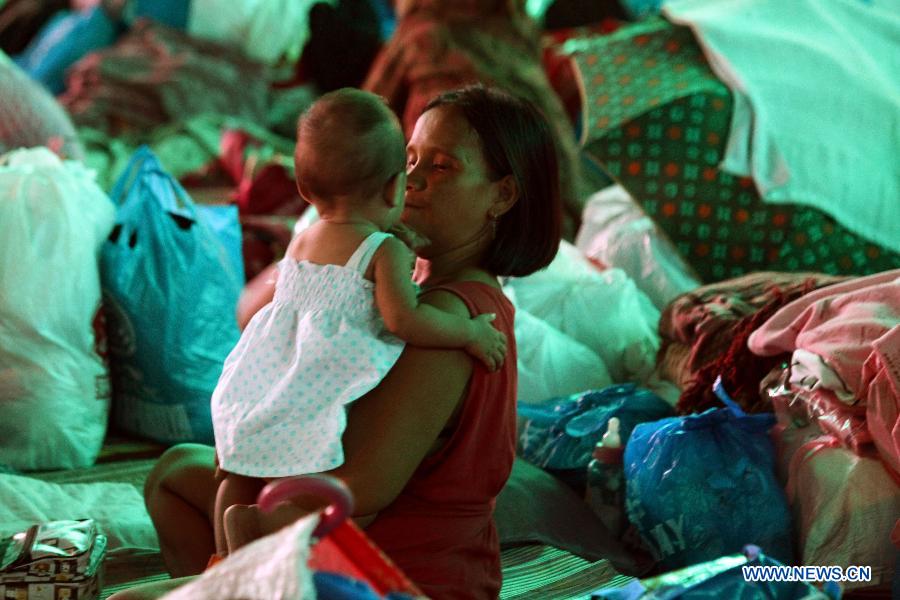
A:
[489,213,498,239]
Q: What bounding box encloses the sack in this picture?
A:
[519,383,674,471]
[575,185,700,311]
[514,309,613,405]
[0,519,108,600]
[187,0,336,65]
[769,397,899,590]
[0,148,114,471]
[624,380,792,570]
[102,146,242,444]
[504,241,660,382]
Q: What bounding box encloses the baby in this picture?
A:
[210,88,507,555]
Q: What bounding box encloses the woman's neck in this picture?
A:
[413,230,497,289]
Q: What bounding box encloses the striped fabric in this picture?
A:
[500,545,632,599]
[29,440,633,599]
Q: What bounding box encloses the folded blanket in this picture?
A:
[749,270,900,401]
[0,474,158,551]
[664,0,900,254]
[659,271,846,413]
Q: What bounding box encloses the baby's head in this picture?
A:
[294,88,406,220]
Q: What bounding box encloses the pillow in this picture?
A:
[495,458,644,574]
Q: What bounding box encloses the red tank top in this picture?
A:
[364,281,517,600]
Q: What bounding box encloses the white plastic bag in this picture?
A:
[162,514,318,600]
[504,241,660,382]
[0,148,115,470]
[576,185,700,310]
[188,0,337,66]
[515,309,613,405]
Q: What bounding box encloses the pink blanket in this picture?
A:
[750,269,900,476]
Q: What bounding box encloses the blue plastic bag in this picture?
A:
[101,146,242,444]
[591,546,839,600]
[623,379,793,571]
[14,6,120,94]
[518,383,674,470]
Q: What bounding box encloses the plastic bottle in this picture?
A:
[586,417,627,538]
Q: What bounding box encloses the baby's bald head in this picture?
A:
[294,89,406,204]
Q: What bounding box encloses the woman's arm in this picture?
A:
[330,289,474,516]
[374,238,505,369]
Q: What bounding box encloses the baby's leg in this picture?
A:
[213,472,266,556]
[224,476,333,553]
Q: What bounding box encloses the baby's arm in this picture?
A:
[374,237,507,370]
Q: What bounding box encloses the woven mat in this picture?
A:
[29,441,632,599]
[97,544,629,600]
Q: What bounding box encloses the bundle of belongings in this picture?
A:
[0,520,107,600]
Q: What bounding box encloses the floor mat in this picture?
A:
[500,545,632,600]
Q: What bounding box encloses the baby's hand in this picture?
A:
[465,313,507,372]
[388,223,430,251]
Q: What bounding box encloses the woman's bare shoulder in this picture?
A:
[418,287,471,316]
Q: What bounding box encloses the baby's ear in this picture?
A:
[296,178,313,203]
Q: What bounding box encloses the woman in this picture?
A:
[112,85,561,600]
[363,0,588,238]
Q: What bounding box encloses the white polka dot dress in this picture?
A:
[211,232,404,477]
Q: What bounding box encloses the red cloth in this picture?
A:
[364,281,517,600]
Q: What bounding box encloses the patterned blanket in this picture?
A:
[569,18,900,282]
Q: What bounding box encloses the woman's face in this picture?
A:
[403,106,497,257]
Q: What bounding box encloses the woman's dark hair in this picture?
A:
[424,85,562,277]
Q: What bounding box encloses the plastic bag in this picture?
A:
[14,6,118,94]
[187,0,336,65]
[102,146,242,444]
[775,427,898,589]
[0,51,84,160]
[0,148,114,471]
[166,475,423,600]
[504,241,660,382]
[768,372,899,589]
[518,383,674,471]
[591,546,838,600]
[761,365,872,454]
[624,379,793,570]
[576,185,700,311]
[514,308,613,405]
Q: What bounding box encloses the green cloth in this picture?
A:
[570,19,900,282]
[79,114,295,192]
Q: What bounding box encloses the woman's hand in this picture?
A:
[465,313,508,372]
